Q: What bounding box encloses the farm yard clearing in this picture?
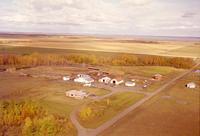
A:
[0,64,185,113]
[0,61,197,136]
[0,34,199,136]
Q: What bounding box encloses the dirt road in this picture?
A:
[70,61,200,136]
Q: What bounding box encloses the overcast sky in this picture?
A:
[0,0,200,37]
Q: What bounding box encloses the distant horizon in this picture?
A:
[0,0,200,37]
[0,31,200,40]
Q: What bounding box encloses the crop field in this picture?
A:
[99,72,200,136]
[0,35,199,58]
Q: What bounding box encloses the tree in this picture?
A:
[22,117,33,136]
[79,107,92,120]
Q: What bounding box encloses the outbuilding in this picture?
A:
[65,90,88,99]
[125,81,136,87]
[152,74,162,80]
[194,69,200,73]
[6,67,16,73]
[74,74,94,84]
[186,82,196,89]
[83,83,92,87]
[63,76,70,81]
[110,78,124,85]
[99,76,111,84]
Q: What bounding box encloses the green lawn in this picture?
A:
[78,92,144,128]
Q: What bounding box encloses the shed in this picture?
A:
[110,77,124,85]
[65,90,88,99]
[63,76,70,81]
[153,74,162,80]
[194,69,200,73]
[99,76,111,84]
[74,74,94,84]
[6,67,16,73]
[125,81,136,87]
[186,82,196,89]
[83,83,92,87]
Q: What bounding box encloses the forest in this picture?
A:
[0,52,194,69]
[0,100,74,136]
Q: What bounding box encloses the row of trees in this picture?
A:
[0,52,194,69]
[0,100,74,136]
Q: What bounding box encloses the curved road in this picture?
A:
[70,61,200,136]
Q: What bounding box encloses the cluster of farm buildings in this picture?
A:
[63,70,163,99]
[3,66,198,100]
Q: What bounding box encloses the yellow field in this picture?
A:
[0,35,199,58]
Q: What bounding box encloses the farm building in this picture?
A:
[65,90,88,99]
[125,81,136,87]
[110,77,124,85]
[83,83,92,87]
[77,74,90,78]
[99,76,111,84]
[6,67,16,73]
[194,69,200,73]
[152,74,162,80]
[186,82,196,89]
[74,74,94,84]
[63,76,70,81]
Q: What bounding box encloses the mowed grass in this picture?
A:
[102,65,185,77]
[78,92,144,128]
[99,73,200,136]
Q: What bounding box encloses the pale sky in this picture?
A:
[0,0,200,37]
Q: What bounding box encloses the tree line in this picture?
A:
[0,52,194,69]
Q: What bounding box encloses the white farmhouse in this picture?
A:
[186,82,196,89]
[65,90,88,99]
[125,81,136,87]
[99,76,111,84]
[74,74,94,84]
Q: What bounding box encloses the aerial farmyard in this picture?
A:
[0,0,199,136]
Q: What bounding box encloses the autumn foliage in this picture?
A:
[0,100,74,136]
[0,52,194,69]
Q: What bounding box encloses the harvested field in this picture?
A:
[0,35,199,58]
[99,73,200,136]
